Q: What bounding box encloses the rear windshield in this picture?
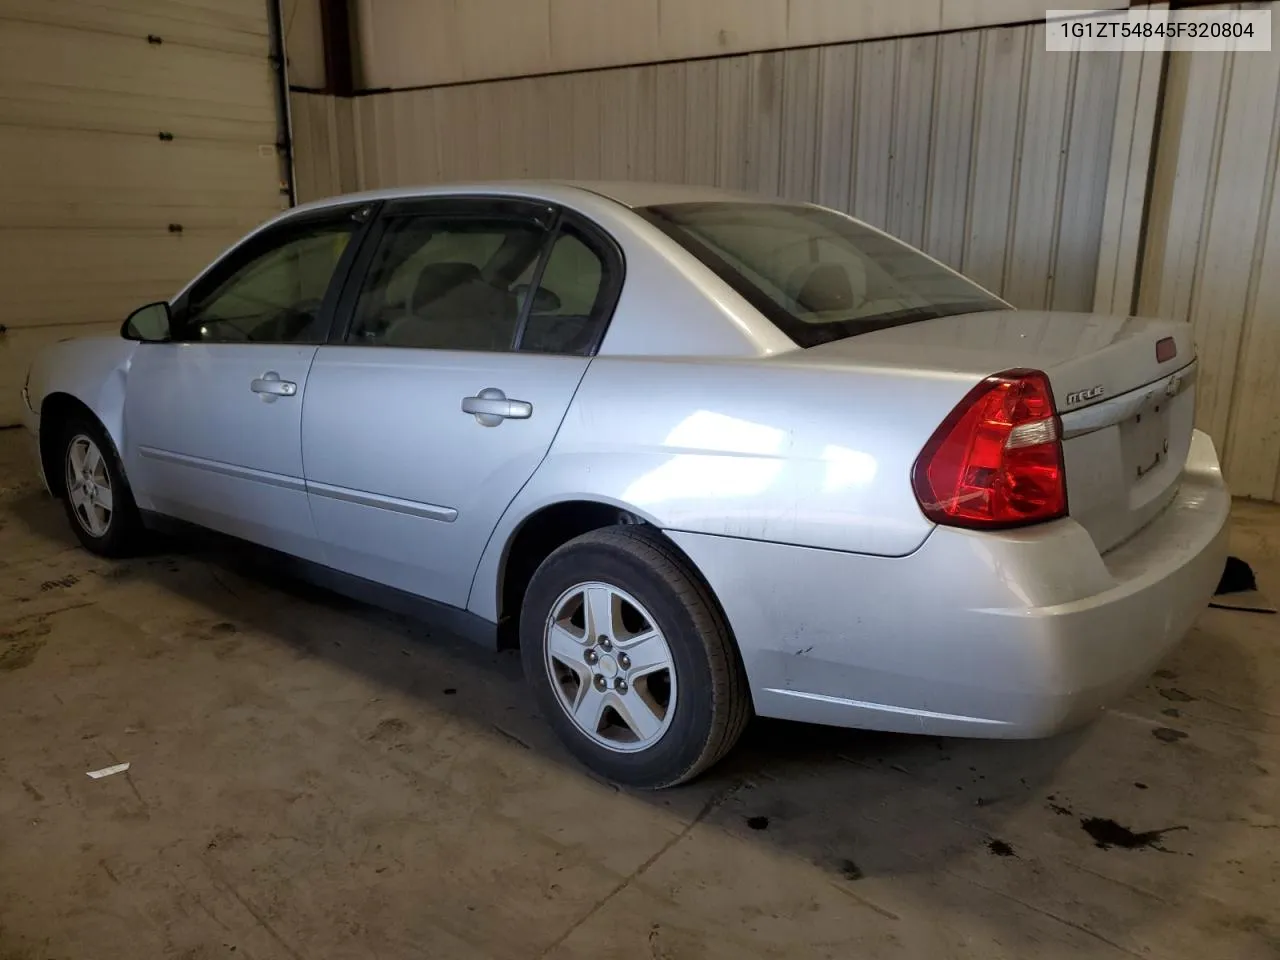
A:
[638,201,1009,348]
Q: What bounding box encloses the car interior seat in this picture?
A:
[383,262,520,350]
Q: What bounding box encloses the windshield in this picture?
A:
[638,201,1010,348]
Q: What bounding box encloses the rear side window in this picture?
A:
[346,212,620,356]
[638,201,1008,348]
[516,222,616,356]
[348,216,547,353]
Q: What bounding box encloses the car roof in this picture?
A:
[287,179,775,217]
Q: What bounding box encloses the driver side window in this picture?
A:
[175,220,355,344]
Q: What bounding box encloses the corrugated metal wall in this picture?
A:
[350,0,1126,89]
[1137,1,1280,501]
[292,94,357,203]
[292,22,1123,313]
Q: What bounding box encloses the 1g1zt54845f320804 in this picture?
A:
[19,181,1230,789]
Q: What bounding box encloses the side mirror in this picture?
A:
[121,301,173,343]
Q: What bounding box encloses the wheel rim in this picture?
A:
[65,434,113,538]
[544,581,677,753]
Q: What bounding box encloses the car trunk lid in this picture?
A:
[804,309,1197,553]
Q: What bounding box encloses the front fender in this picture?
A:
[29,336,139,456]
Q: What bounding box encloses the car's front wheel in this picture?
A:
[58,415,145,557]
[521,526,750,789]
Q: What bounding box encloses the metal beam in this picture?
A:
[319,0,355,97]
[267,0,297,206]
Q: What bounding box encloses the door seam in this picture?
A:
[461,357,596,615]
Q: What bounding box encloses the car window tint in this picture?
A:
[517,224,611,356]
[349,216,547,352]
[180,224,354,344]
[638,202,1008,348]
[382,230,508,307]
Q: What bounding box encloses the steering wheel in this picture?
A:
[186,316,250,342]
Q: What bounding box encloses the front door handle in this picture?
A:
[462,387,532,427]
[251,371,297,402]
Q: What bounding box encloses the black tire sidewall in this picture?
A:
[58,416,139,556]
[520,534,720,787]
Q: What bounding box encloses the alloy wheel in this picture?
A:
[65,434,113,538]
[543,581,677,753]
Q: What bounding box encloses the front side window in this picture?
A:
[348,216,547,352]
[178,221,355,344]
[638,202,1008,348]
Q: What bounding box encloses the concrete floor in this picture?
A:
[0,429,1277,960]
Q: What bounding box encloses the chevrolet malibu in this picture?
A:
[20,181,1230,789]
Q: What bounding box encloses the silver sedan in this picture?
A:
[20,181,1230,788]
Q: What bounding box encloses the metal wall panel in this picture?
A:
[550,0,662,72]
[653,62,688,183]
[683,60,720,185]
[283,0,325,89]
[1004,31,1072,310]
[745,53,784,196]
[814,44,858,212]
[299,21,1122,323]
[291,93,346,201]
[545,74,577,178]
[355,0,1127,89]
[1054,50,1125,311]
[3,0,270,55]
[851,40,897,231]
[457,0,553,81]
[1138,2,1280,500]
[715,57,751,190]
[963,27,1030,297]
[1092,19,1166,318]
[887,36,937,248]
[0,0,285,424]
[924,31,981,269]
[779,49,820,200]
[658,0,787,65]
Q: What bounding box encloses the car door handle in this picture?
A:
[462,387,532,426]
[251,371,297,401]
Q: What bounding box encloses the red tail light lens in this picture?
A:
[912,369,1067,529]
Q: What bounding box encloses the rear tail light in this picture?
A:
[912,369,1067,529]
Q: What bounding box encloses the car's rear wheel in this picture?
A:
[58,415,145,557]
[520,526,750,788]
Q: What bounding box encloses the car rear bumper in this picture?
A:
[666,429,1230,738]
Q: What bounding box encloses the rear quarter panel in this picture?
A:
[467,353,983,621]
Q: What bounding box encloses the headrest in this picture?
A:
[789,263,856,314]
[413,262,482,310]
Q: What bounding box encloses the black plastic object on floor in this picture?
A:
[1216,555,1257,594]
[1209,556,1276,614]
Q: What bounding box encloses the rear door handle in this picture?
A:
[251,371,297,401]
[462,387,532,426]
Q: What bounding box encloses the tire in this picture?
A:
[520,525,750,789]
[56,414,146,557]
